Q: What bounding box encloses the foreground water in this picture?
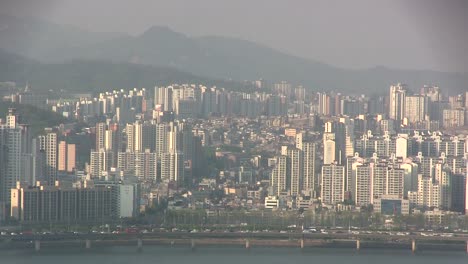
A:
[1,246,466,264]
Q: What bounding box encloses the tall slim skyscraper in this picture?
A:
[386,167,405,198]
[337,117,355,164]
[346,154,365,198]
[160,152,184,185]
[318,92,331,116]
[142,122,156,152]
[104,130,114,150]
[46,133,57,184]
[95,122,106,151]
[155,123,169,158]
[302,142,316,194]
[67,144,76,172]
[125,122,142,152]
[323,132,337,164]
[354,164,372,206]
[270,155,288,196]
[434,163,452,209]
[0,119,22,206]
[389,83,407,121]
[287,147,302,196]
[58,141,67,171]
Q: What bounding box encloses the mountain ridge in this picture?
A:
[0,15,467,94]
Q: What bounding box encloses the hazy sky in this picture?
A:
[2,0,467,72]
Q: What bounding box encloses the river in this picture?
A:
[1,246,466,264]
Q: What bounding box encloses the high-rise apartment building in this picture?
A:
[125,122,142,152]
[389,83,407,121]
[154,86,173,111]
[0,111,22,207]
[321,164,345,205]
[95,122,106,151]
[354,164,372,206]
[160,152,184,185]
[443,108,465,128]
[58,141,67,171]
[117,150,158,181]
[89,150,114,178]
[39,133,57,185]
[323,132,337,165]
[67,144,76,172]
[405,95,427,123]
[302,142,316,193]
[318,92,331,116]
[270,155,288,196]
[287,147,302,196]
[434,163,452,209]
[58,141,76,173]
[155,123,169,158]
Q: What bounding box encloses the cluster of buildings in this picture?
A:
[388,84,467,128]
[88,120,201,186]
[1,80,467,226]
[265,85,467,220]
[0,109,138,223]
[0,109,59,218]
[313,84,467,129]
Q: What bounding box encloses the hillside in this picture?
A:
[0,49,242,94]
[0,102,68,135]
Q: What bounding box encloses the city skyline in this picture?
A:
[1,81,466,223]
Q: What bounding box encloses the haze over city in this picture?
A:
[0,1,467,263]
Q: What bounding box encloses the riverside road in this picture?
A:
[3,230,468,252]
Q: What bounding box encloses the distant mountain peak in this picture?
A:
[140,26,187,40]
